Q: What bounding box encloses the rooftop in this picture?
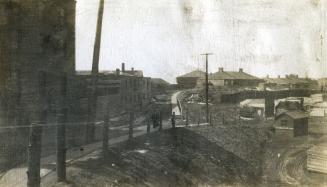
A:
[177,70,205,78]
[209,68,261,80]
[75,70,143,77]
[151,78,170,85]
[264,75,312,85]
[276,110,308,120]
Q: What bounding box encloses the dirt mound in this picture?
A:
[61,128,261,187]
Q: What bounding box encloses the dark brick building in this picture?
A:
[0,0,76,126]
[0,0,76,168]
[75,64,152,119]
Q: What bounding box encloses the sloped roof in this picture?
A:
[151,78,170,85]
[177,70,205,78]
[265,77,311,85]
[226,71,260,80]
[209,71,260,80]
[265,78,289,85]
[209,71,234,79]
[276,110,308,120]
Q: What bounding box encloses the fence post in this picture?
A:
[56,74,67,182]
[147,115,151,133]
[102,100,110,157]
[210,113,212,126]
[159,111,162,131]
[172,112,176,129]
[27,71,46,187]
[185,108,189,126]
[222,112,225,125]
[128,111,134,141]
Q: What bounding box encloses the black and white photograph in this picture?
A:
[0,0,327,186]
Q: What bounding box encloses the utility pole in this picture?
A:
[27,71,47,187]
[86,0,105,143]
[201,53,213,124]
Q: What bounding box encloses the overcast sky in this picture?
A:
[76,0,327,83]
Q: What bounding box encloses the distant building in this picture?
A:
[264,74,317,90]
[75,63,152,116]
[198,68,263,88]
[151,78,170,95]
[318,78,327,92]
[176,70,205,89]
[274,110,308,137]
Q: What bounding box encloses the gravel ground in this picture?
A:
[49,128,262,187]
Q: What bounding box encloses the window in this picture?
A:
[281,119,287,126]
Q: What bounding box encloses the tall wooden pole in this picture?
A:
[86,0,105,143]
[201,53,213,123]
[27,71,47,187]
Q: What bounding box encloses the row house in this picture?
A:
[264,74,318,90]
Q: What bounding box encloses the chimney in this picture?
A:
[239,68,243,73]
[218,67,224,72]
[277,75,280,78]
[131,67,134,72]
[122,63,125,72]
[116,68,120,76]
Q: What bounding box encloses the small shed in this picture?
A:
[274,110,308,137]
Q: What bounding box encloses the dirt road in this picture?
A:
[0,119,172,187]
[262,132,327,186]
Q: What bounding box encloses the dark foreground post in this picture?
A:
[159,111,163,131]
[128,111,134,141]
[171,112,176,128]
[222,112,225,125]
[185,108,189,126]
[210,113,212,126]
[57,75,67,182]
[27,71,46,187]
[27,122,44,187]
[102,102,109,157]
[147,115,151,133]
